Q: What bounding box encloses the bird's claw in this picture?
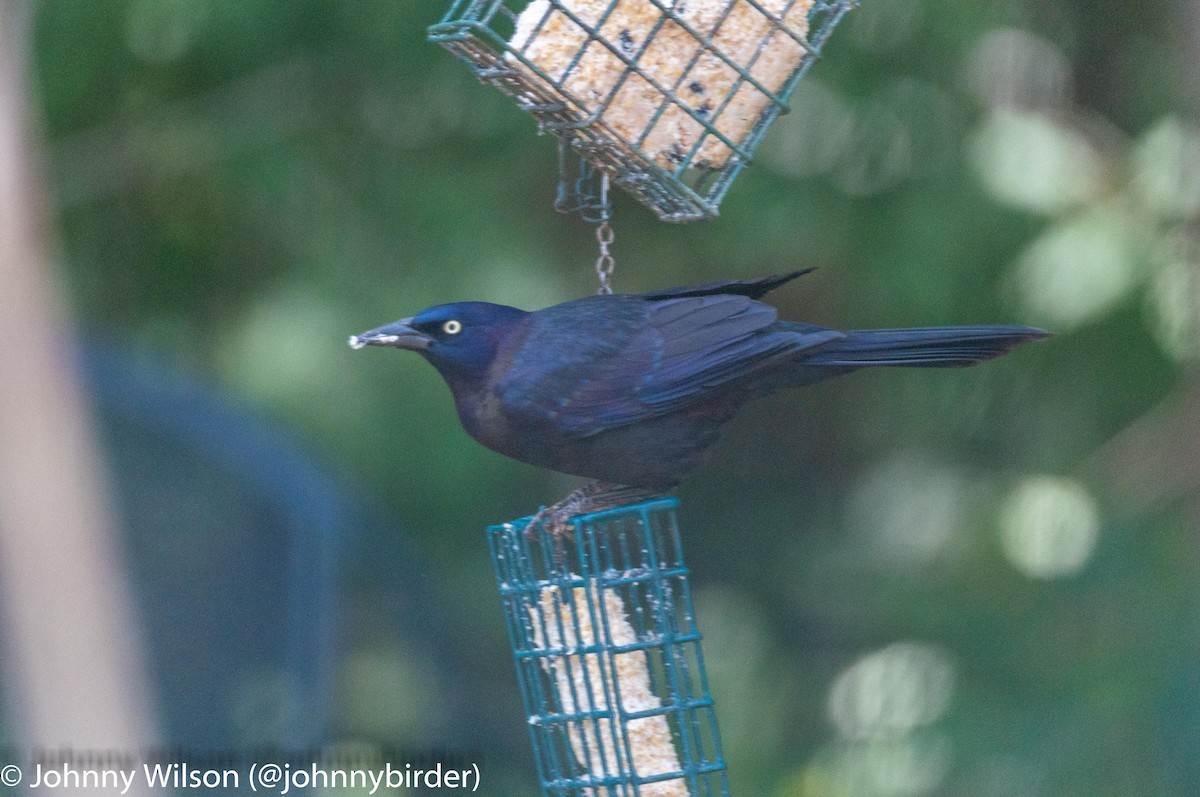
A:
[523,489,590,540]
[523,482,664,541]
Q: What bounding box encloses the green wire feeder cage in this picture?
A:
[490,499,728,796]
[429,0,856,222]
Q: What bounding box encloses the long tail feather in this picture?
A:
[806,325,1049,368]
[642,269,816,301]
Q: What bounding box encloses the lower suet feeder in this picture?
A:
[490,499,729,796]
[430,0,856,222]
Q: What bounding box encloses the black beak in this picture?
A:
[348,318,432,351]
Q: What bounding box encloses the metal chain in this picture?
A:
[594,172,615,295]
[595,221,615,295]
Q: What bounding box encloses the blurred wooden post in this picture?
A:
[0,2,159,785]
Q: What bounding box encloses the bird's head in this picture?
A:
[350,301,527,384]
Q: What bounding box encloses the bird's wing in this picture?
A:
[498,293,843,436]
[640,269,814,301]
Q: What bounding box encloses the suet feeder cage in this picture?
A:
[490,498,730,796]
[430,0,856,222]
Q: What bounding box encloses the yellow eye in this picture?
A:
[442,319,462,335]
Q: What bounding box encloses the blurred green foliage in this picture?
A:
[29,0,1200,794]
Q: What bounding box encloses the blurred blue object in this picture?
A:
[82,342,342,750]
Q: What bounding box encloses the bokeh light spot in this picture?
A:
[217,285,366,437]
[848,453,968,566]
[971,110,1102,215]
[1000,476,1099,579]
[780,734,951,797]
[965,28,1071,110]
[1148,239,1200,361]
[1132,116,1200,220]
[1013,205,1141,328]
[827,642,956,741]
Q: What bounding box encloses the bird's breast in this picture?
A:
[453,385,512,452]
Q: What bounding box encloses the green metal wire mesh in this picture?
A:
[429,0,855,222]
[489,499,730,796]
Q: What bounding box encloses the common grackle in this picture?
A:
[351,271,1046,519]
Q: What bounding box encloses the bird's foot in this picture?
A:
[524,482,664,540]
